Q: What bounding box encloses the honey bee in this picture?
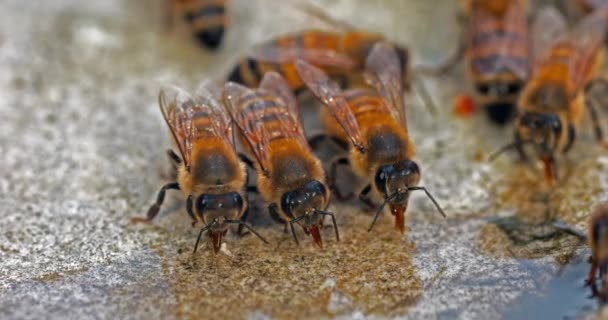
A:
[131,83,267,253]
[295,42,446,234]
[436,0,530,124]
[587,203,608,296]
[166,0,229,50]
[493,6,608,182]
[223,71,339,248]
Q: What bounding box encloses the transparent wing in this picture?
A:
[259,71,302,125]
[364,42,407,129]
[295,59,366,152]
[158,85,196,168]
[531,6,567,65]
[193,80,235,147]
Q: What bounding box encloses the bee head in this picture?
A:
[475,81,521,124]
[374,159,420,204]
[195,192,245,231]
[281,180,330,247]
[517,112,562,158]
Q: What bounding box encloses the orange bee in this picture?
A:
[165,0,229,50]
[438,0,530,124]
[131,83,267,253]
[493,6,608,182]
[296,42,445,234]
[223,72,339,248]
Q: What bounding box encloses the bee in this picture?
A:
[131,83,267,253]
[227,30,409,92]
[223,71,339,248]
[435,0,530,125]
[166,0,229,50]
[492,6,608,182]
[295,42,446,234]
[587,203,608,296]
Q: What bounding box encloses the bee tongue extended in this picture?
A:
[542,156,556,184]
[307,225,323,249]
[390,204,407,234]
[210,231,224,254]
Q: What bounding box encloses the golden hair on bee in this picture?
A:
[131,82,267,254]
[296,42,445,234]
[223,71,339,248]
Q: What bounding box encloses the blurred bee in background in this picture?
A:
[131,83,267,253]
[491,6,608,182]
[223,72,339,248]
[432,0,530,125]
[296,42,445,234]
[572,0,608,14]
[165,0,229,50]
[587,203,608,299]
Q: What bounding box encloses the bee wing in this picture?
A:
[467,1,529,80]
[158,86,199,168]
[531,6,567,65]
[192,80,235,147]
[363,42,407,130]
[259,71,302,125]
[566,7,608,91]
[222,82,278,174]
[249,45,356,70]
[295,59,365,152]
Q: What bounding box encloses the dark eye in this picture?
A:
[476,83,490,95]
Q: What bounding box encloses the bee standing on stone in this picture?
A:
[165,0,229,50]
[296,42,445,234]
[226,2,412,94]
[223,72,339,248]
[131,83,267,253]
[433,0,530,124]
[491,6,608,183]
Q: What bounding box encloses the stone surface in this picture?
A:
[0,0,606,319]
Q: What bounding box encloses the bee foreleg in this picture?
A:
[329,157,353,201]
[131,182,180,223]
[588,258,599,287]
[166,149,182,165]
[358,184,377,210]
[238,153,255,169]
[237,208,250,236]
[563,124,576,153]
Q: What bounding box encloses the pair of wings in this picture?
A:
[295,41,406,153]
[466,0,530,80]
[223,72,308,175]
[159,82,233,170]
[531,6,608,93]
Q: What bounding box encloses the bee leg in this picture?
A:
[514,131,529,162]
[238,153,255,169]
[237,208,251,236]
[186,195,198,227]
[166,149,182,165]
[330,157,353,201]
[587,258,598,286]
[585,97,604,143]
[562,124,576,153]
[131,182,180,223]
[358,184,377,210]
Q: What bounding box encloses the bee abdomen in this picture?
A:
[184,2,226,49]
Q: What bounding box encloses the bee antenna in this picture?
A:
[226,220,269,244]
[368,192,399,232]
[407,186,446,218]
[314,209,340,242]
[488,140,532,162]
[193,223,213,254]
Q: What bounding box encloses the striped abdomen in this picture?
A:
[343,88,392,121]
[181,0,227,49]
[228,31,343,89]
